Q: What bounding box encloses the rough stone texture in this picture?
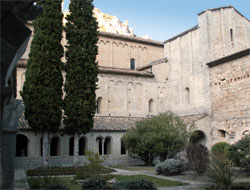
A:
[209,53,250,144]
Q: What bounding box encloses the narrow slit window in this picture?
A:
[230,28,233,42]
[130,58,135,70]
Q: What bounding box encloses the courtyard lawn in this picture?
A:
[28,175,189,189]
[27,177,81,190]
[113,174,189,187]
[112,165,155,172]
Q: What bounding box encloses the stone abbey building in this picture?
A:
[15,6,250,168]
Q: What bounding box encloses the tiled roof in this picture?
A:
[137,57,167,71]
[18,114,143,132]
[99,66,154,77]
[207,48,250,68]
[17,60,154,78]
[180,113,209,125]
[99,31,164,46]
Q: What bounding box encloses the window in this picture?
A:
[230,28,233,42]
[148,99,153,113]
[219,130,226,138]
[185,87,190,104]
[130,58,135,70]
[96,97,102,114]
[121,140,126,155]
[16,134,28,157]
[104,137,111,155]
[40,138,43,156]
[96,137,103,155]
[69,137,74,156]
[79,137,87,155]
[50,136,60,156]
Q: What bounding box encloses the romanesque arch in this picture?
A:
[79,136,87,156]
[104,137,112,155]
[16,134,28,157]
[190,130,206,145]
[50,136,60,156]
[69,136,74,156]
[148,99,154,113]
[96,136,103,155]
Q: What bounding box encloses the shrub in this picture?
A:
[27,166,115,176]
[85,150,104,172]
[229,135,250,173]
[155,159,184,175]
[211,142,230,158]
[115,179,156,190]
[205,155,234,190]
[28,177,67,190]
[186,144,209,173]
[122,112,193,165]
[81,179,112,190]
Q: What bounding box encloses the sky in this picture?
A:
[62,0,250,42]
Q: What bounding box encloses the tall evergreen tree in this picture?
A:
[63,0,99,167]
[21,0,64,167]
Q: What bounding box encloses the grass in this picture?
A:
[28,175,189,189]
[112,174,189,187]
[112,165,155,172]
[27,177,81,190]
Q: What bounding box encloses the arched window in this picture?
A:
[50,136,60,156]
[40,137,43,156]
[243,130,249,135]
[121,140,126,155]
[218,130,226,138]
[16,134,28,157]
[79,137,87,156]
[185,87,190,104]
[96,137,103,155]
[148,99,153,113]
[190,130,206,145]
[104,137,112,155]
[96,97,102,114]
[69,137,74,156]
[130,58,135,70]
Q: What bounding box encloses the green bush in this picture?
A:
[229,135,250,173]
[122,112,193,165]
[81,179,112,190]
[125,179,156,190]
[85,150,105,172]
[205,155,234,190]
[186,144,209,173]
[28,177,68,190]
[155,159,184,175]
[211,142,230,158]
[27,166,115,176]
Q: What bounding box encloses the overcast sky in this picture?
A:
[63,0,250,42]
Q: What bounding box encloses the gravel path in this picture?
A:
[110,168,206,190]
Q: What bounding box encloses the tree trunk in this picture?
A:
[73,132,79,167]
[42,130,49,167]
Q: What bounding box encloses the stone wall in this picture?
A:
[164,7,250,116]
[21,23,164,70]
[209,54,250,145]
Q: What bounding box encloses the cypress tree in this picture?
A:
[21,0,64,167]
[63,0,99,166]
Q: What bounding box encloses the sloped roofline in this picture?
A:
[164,6,249,44]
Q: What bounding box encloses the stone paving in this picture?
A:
[14,169,29,190]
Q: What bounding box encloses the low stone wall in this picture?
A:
[15,155,143,169]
